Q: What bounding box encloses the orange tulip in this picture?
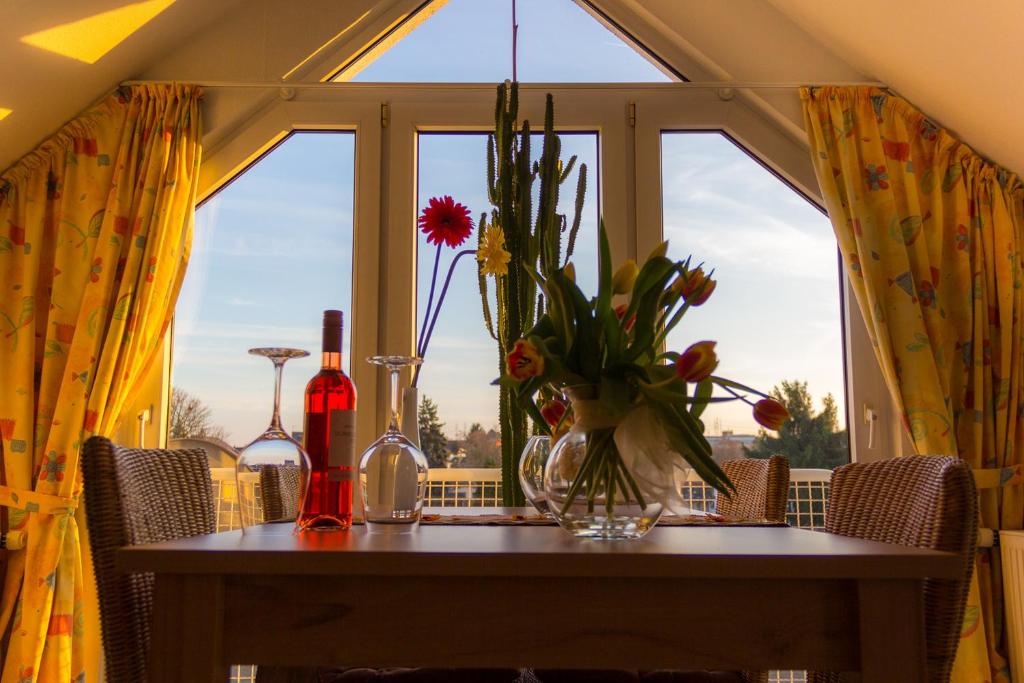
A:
[675,341,718,382]
[753,398,790,431]
[679,267,716,306]
[506,339,545,381]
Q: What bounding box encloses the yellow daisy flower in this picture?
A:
[477,225,512,276]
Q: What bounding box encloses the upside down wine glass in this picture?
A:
[236,347,312,531]
[358,356,429,532]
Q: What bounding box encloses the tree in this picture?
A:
[418,396,449,468]
[169,387,228,441]
[745,380,849,469]
[460,423,502,468]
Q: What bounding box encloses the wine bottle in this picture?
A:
[298,310,357,530]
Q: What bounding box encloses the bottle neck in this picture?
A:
[322,314,343,370]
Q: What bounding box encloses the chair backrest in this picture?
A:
[258,463,302,523]
[810,456,977,683]
[717,455,790,523]
[82,436,215,683]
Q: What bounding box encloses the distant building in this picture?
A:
[706,430,756,464]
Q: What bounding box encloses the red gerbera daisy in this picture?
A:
[418,195,474,248]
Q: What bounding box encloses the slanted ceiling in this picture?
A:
[1,0,1022,175]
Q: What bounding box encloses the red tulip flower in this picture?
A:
[675,341,718,382]
[753,398,790,431]
[614,303,637,332]
[540,399,568,427]
[418,195,474,248]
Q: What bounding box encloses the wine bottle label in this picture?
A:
[328,409,356,474]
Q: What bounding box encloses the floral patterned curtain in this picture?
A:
[802,85,1023,683]
[0,84,201,683]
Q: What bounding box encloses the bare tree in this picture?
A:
[170,387,228,441]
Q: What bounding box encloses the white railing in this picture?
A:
[425,467,504,507]
[212,466,833,531]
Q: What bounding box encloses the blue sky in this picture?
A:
[173,0,844,445]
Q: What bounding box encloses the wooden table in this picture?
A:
[119,516,960,683]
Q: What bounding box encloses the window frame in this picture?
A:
[124,81,896,466]
[634,90,898,461]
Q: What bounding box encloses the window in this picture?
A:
[414,132,599,461]
[161,2,878,497]
[172,132,355,447]
[342,0,672,82]
[659,132,848,469]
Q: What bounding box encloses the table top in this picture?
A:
[119,519,960,581]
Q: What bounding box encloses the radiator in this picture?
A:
[1003,530,1024,682]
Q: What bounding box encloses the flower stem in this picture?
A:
[616,449,648,510]
[417,243,443,358]
[414,248,477,386]
[720,383,757,406]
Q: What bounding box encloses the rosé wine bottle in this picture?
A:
[297,310,357,530]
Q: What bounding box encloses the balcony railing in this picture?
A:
[210,466,833,532]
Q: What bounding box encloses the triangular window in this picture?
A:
[337,0,673,82]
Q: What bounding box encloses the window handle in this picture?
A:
[863,405,878,449]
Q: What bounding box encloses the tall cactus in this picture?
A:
[478,81,587,505]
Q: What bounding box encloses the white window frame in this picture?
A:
[125,81,898,465]
[633,88,901,462]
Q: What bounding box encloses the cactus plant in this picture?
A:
[478,80,587,505]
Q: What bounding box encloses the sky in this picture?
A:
[172,0,845,445]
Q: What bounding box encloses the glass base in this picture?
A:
[365,519,420,534]
[297,516,351,531]
[555,511,660,540]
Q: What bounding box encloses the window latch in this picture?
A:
[381,103,390,129]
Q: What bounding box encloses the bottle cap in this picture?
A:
[322,310,343,352]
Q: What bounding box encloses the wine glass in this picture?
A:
[236,347,312,531]
[518,435,552,515]
[358,355,429,533]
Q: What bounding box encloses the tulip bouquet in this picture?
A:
[503,225,789,520]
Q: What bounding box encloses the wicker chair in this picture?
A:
[808,456,978,683]
[82,436,215,683]
[717,456,790,523]
[260,463,302,523]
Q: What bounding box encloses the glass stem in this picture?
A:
[388,366,402,433]
[269,358,285,431]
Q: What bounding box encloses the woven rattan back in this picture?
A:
[82,436,215,683]
[808,456,977,683]
[259,463,302,522]
[717,456,790,523]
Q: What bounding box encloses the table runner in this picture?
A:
[417,511,786,526]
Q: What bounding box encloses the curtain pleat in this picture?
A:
[0,83,202,683]
[802,85,1022,683]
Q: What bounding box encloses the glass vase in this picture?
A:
[236,347,312,531]
[518,435,551,515]
[543,388,664,539]
[358,356,429,532]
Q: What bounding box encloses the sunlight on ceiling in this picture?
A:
[20,0,176,64]
[0,108,11,122]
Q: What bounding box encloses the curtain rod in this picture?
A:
[120,79,887,90]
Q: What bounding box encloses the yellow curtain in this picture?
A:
[802,86,1023,683]
[0,84,201,683]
